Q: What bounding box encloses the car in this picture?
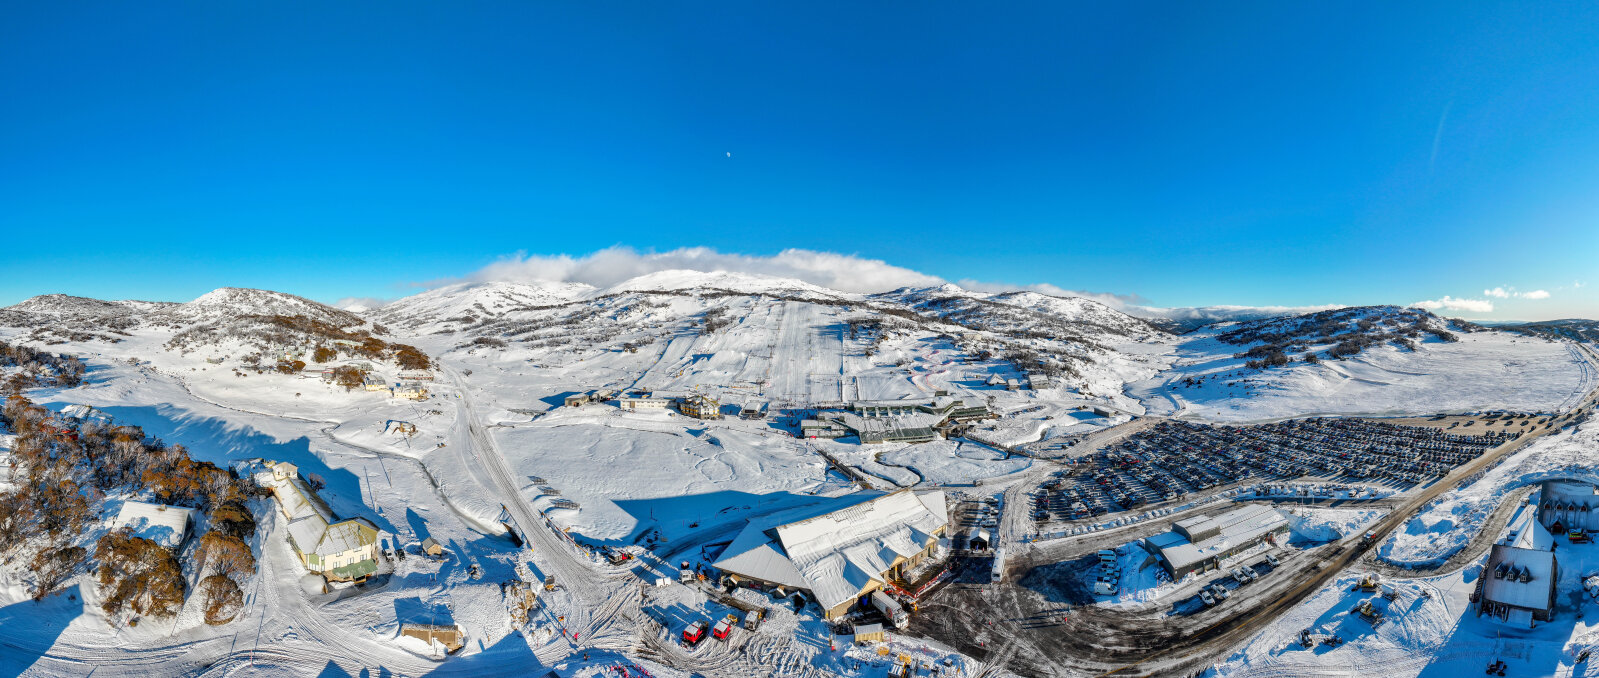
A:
[1199,590,1216,606]
[1210,584,1229,600]
[1265,553,1280,567]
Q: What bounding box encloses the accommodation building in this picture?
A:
[679,394,722,419]
[1144,505,1288,578]
[1478,506,1558,627]
[268,462,382,582]
[394,382,428,401]
[1538,480,1598,532]
[617,397,672,411]
[112,500,196,549]
[363,374,388,392]
[714,489,948,620]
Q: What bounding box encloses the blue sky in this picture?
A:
[2,2,1595,319]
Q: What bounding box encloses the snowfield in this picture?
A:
[1132,330,1594,422]
[0,274,1592,678]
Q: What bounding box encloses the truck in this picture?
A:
[871,590,910,629]
[991,547,1007,584]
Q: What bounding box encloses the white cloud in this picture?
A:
[1411,296,1494,313]
[1483,286,1552,300]
[456,246,943,294]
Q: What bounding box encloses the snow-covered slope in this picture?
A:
[1130,307,1596,421]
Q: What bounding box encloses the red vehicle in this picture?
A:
[711,616,735,640]
[682,621,708,647]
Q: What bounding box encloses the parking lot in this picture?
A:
[1031,417,1513,526]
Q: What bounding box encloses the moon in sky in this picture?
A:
[726,152,731,158]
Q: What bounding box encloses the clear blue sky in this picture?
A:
[2,2,1596,319]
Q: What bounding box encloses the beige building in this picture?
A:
[270,465,382,582]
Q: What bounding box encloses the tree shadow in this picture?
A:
[75,403,397,534]
[0,583,83,678]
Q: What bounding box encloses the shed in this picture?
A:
[400,623,465,653]
[422,537,444,556]
[853,623,886,643]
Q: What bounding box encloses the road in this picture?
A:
[1095,342,1599,675]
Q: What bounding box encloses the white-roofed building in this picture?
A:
[1143,505,1288,578]
[270,472,382,582]
[1538,479,1599,533]
[112,500,196,549]
[1477,503,1558,627]
[714,489,948,619]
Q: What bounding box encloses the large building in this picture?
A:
[714,489,948,619]
[268,461,382,582]
[1144,505,1288,578]
[111,500,196,550]
[1477,504,1558,627]
[1537,479,1598,533]
[810,395,992,445]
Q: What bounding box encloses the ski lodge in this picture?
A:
[266,461,382,582]
[1537,479,1598,533]
[1476,498,1559,627]
[1143,505,1288,578]
[111,500,196,550]
[713,489,948,620]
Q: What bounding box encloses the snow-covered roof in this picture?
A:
[715,490,947,611]
[112,500,194,548]
[1152,505,1287,572]
[287,514,329,553]
[273,477,333,524]
[316,518,379,556]
[1505,504,1555,552]
[1483,543,1555,611]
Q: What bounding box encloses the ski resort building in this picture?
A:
[1537,480,1598,533]
[800,419,848,439]
[394,381,428,401]
[363,374,388,392]
[1477,507,1558,627]
[1144,505,1288,578]
[678,394,722,419]
[111,500,196,549]
[617,396,671,411]
[713,489,948,620]
[267,461,382,582]
[811,396,993,444]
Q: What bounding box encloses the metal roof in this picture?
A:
[715,490,947,611]
[112,500,194,549]
[1483,544,1555,611]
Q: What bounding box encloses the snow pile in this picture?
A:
[1284,508,1388,544]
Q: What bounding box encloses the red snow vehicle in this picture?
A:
[712,615,735,640]
[682,621,708,647]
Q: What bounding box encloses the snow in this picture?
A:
[1380,417,1599,568]
[1284,508,1389,545]
[1131,330,1594,422]
[1209,530,1599,678]
[0,274,1591,678]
